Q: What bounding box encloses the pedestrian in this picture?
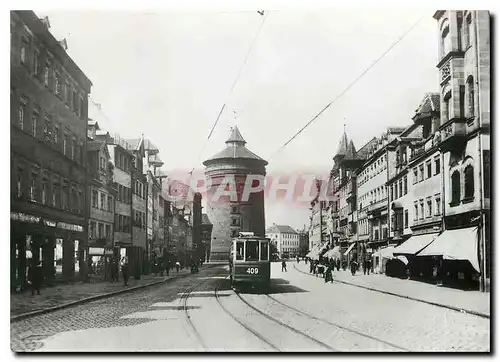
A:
[336,259,340,271]
[366,258,371,275]
[281,259,287,272]
[175,261,181,274]
[121,257,130,286]
[363,259,367,275]
[296,256,300,264]
[305,257,308,265]
[350,259,358,276]
[29,260,43,295]
[165,259,170,277]
[324,264,333,283]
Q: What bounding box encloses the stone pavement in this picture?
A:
[294,262,490,318]
[11,267,195,318]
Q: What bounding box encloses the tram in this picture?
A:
[228,232,271,290]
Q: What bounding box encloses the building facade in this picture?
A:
[11,11,92,290]
[203,126,268,261]
[201,213,213,262]
[266,224,300,257]
[433,10,490,291]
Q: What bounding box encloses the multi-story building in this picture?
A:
[86,121,116,277]
[266,224,300,257]
[102,135,133,264]
[191,192,203,262]
[297,226,309,257]
[356,128,404,262]
[11,11,92,290]
[428,11,490,291]
[308,179,326,252]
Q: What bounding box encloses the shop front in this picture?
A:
[11,211,86,292]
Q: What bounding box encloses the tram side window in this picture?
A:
[236,242,244,260]
[246,240,259,261]
[260,242,269,261]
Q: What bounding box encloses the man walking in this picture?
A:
[281,259,287,272]
[29,260,43,295]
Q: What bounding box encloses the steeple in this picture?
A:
[225,125,246,146]
[334,131,349,159]
[345,140,359,160]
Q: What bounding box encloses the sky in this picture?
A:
[38,8,440,230]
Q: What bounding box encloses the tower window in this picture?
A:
[451,170,461,204]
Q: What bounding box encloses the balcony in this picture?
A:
[410,145,425,161]
[367,199,388,214]
[439,118,467,152]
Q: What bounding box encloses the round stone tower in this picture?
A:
[203,126,268,261]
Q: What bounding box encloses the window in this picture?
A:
[43,116,51,142]
[441,25,451,57]
[44,61,50,87]
[17,167,23,198]
[54,126,59,144]
[435,195,441,215]
[460,85,465,118]
[404,210,409,229]
[403,176,408,195]
[73,90,78,112]
[92,190,98,208]
[419,164,424,182]
[444,92,452,122]
[483,150,490,198]
[467,76,475,117]
[63,136,67,156]
[31,108,38,137]
[414,202,418,221]
[413,167,418,184]
[18,97,27,130]
[394,183,398,200]
[41,181,47,204]
[98,223,104,238]
[100,192,105,209]
[235,241,244,260]
[72,137,76,160]
[52,184,57,207]
[464,165,474,200]
[260,242,269,261]
[426,161,432,179]
[30,174,37,202]
[398,179,403,198]
[105,224,111,240]
[435,156,441,175]
[55,72,61,96]
[426,198,432,218]
[79,95,84,118]
[90,221,96,239]
[466,14,472,48]
[33,50,40,76]
[20,37,28,64]
[62,184,69,210]
[108,195,113,212]
[451,170,461,204]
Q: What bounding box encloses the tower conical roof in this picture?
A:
[225,125,246,145]
[203,125,268,166]
[335,131,349,158]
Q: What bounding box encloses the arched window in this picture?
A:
[441,23,451,57]
[451,170,461,204]
[464,165,475,199]
[444,91,452,122]
[467,76,475,117]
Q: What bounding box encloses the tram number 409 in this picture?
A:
[246,267,259,275]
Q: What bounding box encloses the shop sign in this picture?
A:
[57,222,83,232]
[11,212,40,224]
[44,220,57,227]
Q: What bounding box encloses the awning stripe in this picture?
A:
[393,233,438,255]
[344,243,356,255]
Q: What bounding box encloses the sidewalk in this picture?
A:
[11,268,194,319]
[294,262,490,318]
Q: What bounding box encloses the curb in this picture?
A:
[293,264,489,319]
[11,265,219,322]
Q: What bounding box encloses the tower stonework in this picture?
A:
[203,126,268,261]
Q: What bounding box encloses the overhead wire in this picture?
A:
[268,14,426,161]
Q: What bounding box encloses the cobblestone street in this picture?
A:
[11,262,490,352]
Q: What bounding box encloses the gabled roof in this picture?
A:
[345,140,359,160]
[266,224,299,234]
[87,140,111,159]
[413,92,440,120]
[356,137,378,160]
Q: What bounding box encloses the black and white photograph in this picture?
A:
[9,3,491,353]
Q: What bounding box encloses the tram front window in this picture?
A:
[245,240,259,261]
[236,242,244,260]
[260,242,269,261]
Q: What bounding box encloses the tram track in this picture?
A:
[232,287,337,351]
[214,280,280,352]
[263,293,408,352]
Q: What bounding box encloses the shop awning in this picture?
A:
[396,255,409,265]
[344,243,356,255]
[393,233,438,255]
[307,242,329,260]
[417,227,480,272]
[324,246,341,259]
[374,246,396,259]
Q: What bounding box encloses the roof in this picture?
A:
[201,213,212,225]
[203,125,268,165]
[335,131,349,158]
[414,93,440,119]
[87,119,100,129]
[266,224,299,234]
[226,126,246,145]
[356,137,378,159]
[345,140,359,160]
